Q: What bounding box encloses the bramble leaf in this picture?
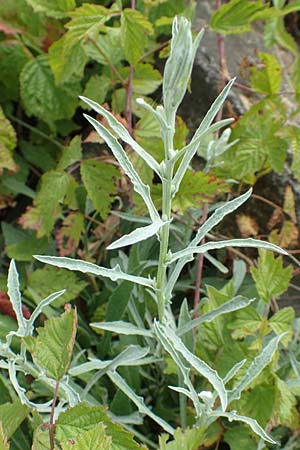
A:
[0,423,9,450]
[0,107,17,174]
[81,159,120,219]
[0,401,29,439]
[250,52,281,95]
[0,41,30,101]
[60,423,111,450]
[81,75,111,109]
[57,136,82,171]
[24,0,75,18]
[251,250,292,303]
[121,9,153,66]
[159,427,205,450]
[24,307,77,380]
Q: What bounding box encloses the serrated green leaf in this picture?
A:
[159,427,205,450]
[24,0,75,18]
[121,9,153,66]
[19,170,72,237]
[228,306,262,340]
[0,423,9,450]
[0,107,17,174]
[81,75,111,110]
[66,3,111,44]
[33,255,155,288]
[250,52,281,94]
[251,250,292,302]
[269,307,294,344]
[56,212,85,257]
[224,425,257,450]
[57,136,82,171]
[80,159,120,219]
[56,403,143,450]
[61,423,111,450]
[0,41,30,101]
[20,56,79,126]
[83,28,124,67]
[236,383,276,426]
[131,63,162,95]
[0,401,29,439]
[48,36,88,85]
[25,307,77,380]
[274,377,298,427]
[26,266,87,307]
[32,424,52,450]
[210,0,267,34]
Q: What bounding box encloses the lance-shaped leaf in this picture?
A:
[108,371,174,435]
[83,114,159,222]
[223,359,246,385]
[177,296,256,336]
[7,260,26,335]
[107,219,167,250]
[80,96,161,177]
[34,255,155,289]
[172,80,235,192]
[69,345,150,376]
[90,321,153,337]
[229,333,286,401]
[26,289,66,334]
[169,238,287,264]
[166,189,252,297]
[156,322,227,411]
[24,307,77,380]
[210,411,276,444]
[163,17,204,115]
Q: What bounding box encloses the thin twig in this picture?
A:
[49,380,60,450]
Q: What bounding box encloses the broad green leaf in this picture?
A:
[235,383,276,426]
[0,423,9,450]
[82,114,160,221]
[0,107,17,174]
[0,315,17,342]
[26,266,87,307]
[274,377,298,427]
[224,425,258,450]
[24,0,75,18]
[121,9,153,66]
[83,28,124,67]
[108,371,174,435]
[131,63,162,95]
[61,423,111,450]
[20,56,78,126]
[251,250,292,303]
[19,170,72,237]
[57,136,82,171]
[32,424,51,450]
[0,401,29,439]
[81,75,111,109]
[210,410,276,444]
[178,296,256,336]
[33,255,155,289]
[7,260,26,335]
[56,403,143,450]
[48,36,88,85]
[163,17,203,115]
[156,322,227,411]
[80,96,161,176]
[56,212,85,257]
[169,238,287,264]
[107,220,166,250]
[25,307,77,380]
[230,333,285,401]
[228,306,262,340]
[250,52,281,95]
[269,307,295,345]
[211,0,267,34]
[90,321,153,337]
[0,41,30,101]
[5,234,49,262]
[81,159,120,219]
[159,427,205,450]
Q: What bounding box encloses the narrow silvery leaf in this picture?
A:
[163,17,204,115]
[178,298,194,351]
[204,253,229,274]
[90,321,153,337]
[166,189,252,298]
[34,255,155,289]
[177,296,256,336]
[136,98,168,131]
[229,333,286,401]
[107,220,167,250]
[83,114,160,223]
[7,260,26,335]
[168,385,194,401]
[210,410,276,444]
[26,289,66,333]
[223,359,246,384]
[70,345,149,376]
[169,238,287,264]
[157,322,227,411]
[80,96,162,177]
[108,371,175,435]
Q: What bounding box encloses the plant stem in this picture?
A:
[193,203,208,318]
[49,380,60,450]
[125,65,134,136]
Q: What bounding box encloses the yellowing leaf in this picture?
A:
[56,212,85,257]
[80,159,120,219]
[57,136,82,171]
[269,220,299,248]
[0,423,9,450]
[25,307,77,380]
[24,0,75,18]
[236,214,259,237]
[274,377,298,427]
[0,107,18,174]
[159,427,205,450]
[250,52,282,94]
[283,185,296,222]
[269,307,295,346]
[121,9,153,66]
[251,250,292,303]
